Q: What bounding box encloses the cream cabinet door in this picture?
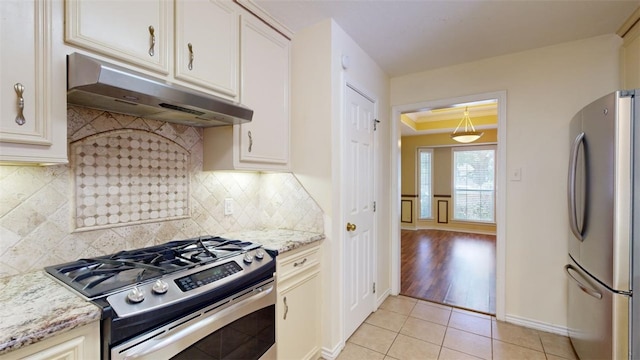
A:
[239,13,290,168]
[276,245,321,360]
[1,322,100,360]
[0,0,67,164]
[175,0,238,98]
[65,0,170,73]
[621,20,640,89]
[277,270,320,360]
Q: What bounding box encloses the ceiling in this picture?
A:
[401,100,497,136]
[252,0,638,137]
[253,0,639,78]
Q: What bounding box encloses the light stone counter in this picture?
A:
[0,271,101,355]
[221,229,325,254]
[0,229,323,356]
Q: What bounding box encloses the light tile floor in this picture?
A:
[337,295,577,360]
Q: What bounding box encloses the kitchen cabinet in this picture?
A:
[65,0,238,98]
[0,0,67,164]
[65,0,171,74]
[175,0,238,97]
[1,322,100,360]
[276,244,321,360]
[64,0,290,170]
[203,9,291,171]
[621,14,640,89]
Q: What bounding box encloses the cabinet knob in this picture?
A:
[14,83,25,126]
[148,26,155,57]
[346,222,357,232]
[248,131,253,153]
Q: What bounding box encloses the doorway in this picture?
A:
[401,229,496,314]
[390,91,507,320]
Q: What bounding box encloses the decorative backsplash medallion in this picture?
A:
[71,130,190,230]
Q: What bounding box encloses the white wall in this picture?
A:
[291,18,391,357]
[291,21,333,215]
[391,34,622,329]
[329,20,392,307]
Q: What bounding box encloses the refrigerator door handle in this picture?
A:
[565,264,602,299]
[568,132,585,241]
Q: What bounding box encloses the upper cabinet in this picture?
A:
[65,0,239,99]
[238,13,290,167]
[61,0,291,170]
[175,0,238,97]
[619,7,640,89]
[0,0,67,164]
[621,17,640,89]
[65,0,171,74]
[203,9,291,171]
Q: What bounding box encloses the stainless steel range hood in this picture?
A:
[67,53,252,127]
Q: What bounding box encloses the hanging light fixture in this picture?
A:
[450,107,484,143]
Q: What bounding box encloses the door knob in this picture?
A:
[346,222,357,231]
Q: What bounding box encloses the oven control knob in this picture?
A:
[127,287,145,303]
[255,249,265,260]
[243,253,254,264]
[152,279,169,295]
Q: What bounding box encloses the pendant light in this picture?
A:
[450,107,484,143]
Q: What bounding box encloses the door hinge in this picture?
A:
[373,201,376,212]
[373,118,380,131]
[373,282,376,294]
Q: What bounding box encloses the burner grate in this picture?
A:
[45,236,257,299]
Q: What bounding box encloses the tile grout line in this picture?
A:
[352,296,576,360]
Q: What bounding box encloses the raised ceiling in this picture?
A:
[253,0,639,77]
[401,100,498,136]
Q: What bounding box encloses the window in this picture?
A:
[452,146,496,222]
[418,148,433,219]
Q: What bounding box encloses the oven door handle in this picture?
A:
[119,283,274,360]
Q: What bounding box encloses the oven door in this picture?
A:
[111,279,276,360]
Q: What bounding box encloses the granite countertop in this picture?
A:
[221,229,325,253]
[0,229,323,356]
[0,271,101,355]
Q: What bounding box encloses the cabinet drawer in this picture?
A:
[276,245,319,281]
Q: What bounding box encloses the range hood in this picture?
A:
[67,53,253,127]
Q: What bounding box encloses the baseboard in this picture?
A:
[321,342,343,360]
[320,291,390,360]
[376,288,391,309]
[504,314,569,336]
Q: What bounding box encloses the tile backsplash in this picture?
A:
[71,129,191,230]
[0,106,323,278]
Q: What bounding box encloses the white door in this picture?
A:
[344,85,376,339]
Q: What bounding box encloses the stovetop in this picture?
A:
[45,236,261,300]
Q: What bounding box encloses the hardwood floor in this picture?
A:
[400,229,496,314]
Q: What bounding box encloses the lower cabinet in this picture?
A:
[1,322,100,360]
[276,245,321,360]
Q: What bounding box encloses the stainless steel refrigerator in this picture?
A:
[566,89,638,359]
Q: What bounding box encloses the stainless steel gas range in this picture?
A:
[45,236,277,360]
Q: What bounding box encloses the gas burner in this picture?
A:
[45,234,277,360]
[45,236,261,299]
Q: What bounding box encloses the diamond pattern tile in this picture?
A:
[0,106,324,278]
